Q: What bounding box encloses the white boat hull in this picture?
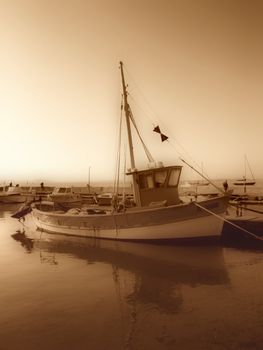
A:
[0,195,26,204]
[32,213,223,241]
[31,196,228,242]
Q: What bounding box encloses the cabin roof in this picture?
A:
[126,165,182,176]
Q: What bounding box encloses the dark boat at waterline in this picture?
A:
[222,209,263,248]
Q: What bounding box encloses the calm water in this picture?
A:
[1,204,263,350]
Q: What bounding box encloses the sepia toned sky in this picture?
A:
[1,0,263,184]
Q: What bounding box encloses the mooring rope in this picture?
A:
[194,202,263,241]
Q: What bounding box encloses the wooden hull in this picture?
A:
[31,196,229,241]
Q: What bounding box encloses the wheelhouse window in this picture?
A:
[58,188,67,193]
[147,175,154,188]
[139,174,154,189]
[139,168,180,189]
[154,170,168,187]
[168,169,180,187]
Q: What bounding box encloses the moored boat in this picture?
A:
[96,193,114,206]
[222,208,263,248]
[188,180,209,186]
[47,187,83,209]
[233,156,256,187]
[233,179,256,186]
[25,62,230,242]
[0,185,27,204]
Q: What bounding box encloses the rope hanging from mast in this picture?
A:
[128,107,154,163]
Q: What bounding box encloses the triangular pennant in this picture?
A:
[161,133,168,142]
[153,125,168,142]
[153,125,161,134]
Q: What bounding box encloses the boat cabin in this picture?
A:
[55,187,73,194]
[97,193,113,206]
[127,165,182,207]
[4,186,23,195]
[50,187,77,196]
[31,186,54,195]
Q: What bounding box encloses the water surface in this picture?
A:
[0,204,263,349]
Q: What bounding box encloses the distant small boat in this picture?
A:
[188,163,209,186]
[233,156,256,186]
[233,179,256,186]
[188,180,209,186]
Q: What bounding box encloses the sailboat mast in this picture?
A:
[120,61,136,169]
[119,61,141,206]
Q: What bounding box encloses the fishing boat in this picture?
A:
[25,62,230,242]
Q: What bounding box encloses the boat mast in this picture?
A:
[119,61,141,206]
[120,61,136,169]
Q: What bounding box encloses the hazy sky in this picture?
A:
[1,0,263,184]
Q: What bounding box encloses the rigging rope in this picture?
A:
[180,158,224,194]
[113,98,124,198]
[123,67,212,178]
[245,154,255,180]
[128,106,154,163]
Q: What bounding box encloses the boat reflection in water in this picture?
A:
[8,228,234,349]
[11,230,34,253]
[12,230,229,311]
